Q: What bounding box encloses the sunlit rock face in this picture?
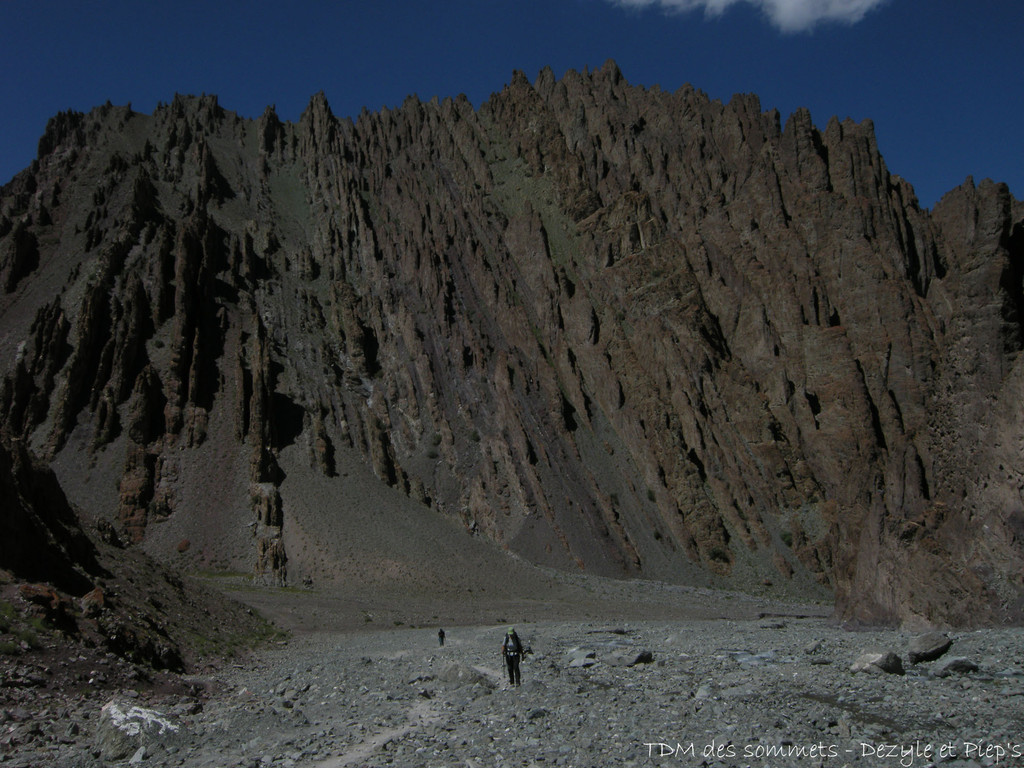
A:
[2,62,1022,626]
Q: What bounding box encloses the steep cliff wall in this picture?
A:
[1,63,1021,626]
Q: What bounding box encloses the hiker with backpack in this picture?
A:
[502,627,523,686]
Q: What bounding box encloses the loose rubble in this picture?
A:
[3,618,1023,767]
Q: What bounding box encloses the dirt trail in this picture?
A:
[317,697,444,768]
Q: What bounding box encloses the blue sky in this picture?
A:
[0,0,1020,209]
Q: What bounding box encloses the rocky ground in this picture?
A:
[3,574,1024,768]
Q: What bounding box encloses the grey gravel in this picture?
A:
[7,618,1024,767]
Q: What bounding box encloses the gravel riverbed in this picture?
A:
[5,594,1024,767]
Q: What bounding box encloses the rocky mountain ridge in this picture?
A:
[1,61,1022,627]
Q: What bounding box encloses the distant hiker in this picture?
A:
[502,627,523,686]
[438,628,445,647]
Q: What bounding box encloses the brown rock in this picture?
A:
[0,66,1021,626]
[80,586,106,617]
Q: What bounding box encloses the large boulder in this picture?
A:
[564,647,598,668]
[437,662,497,689]
[850,651,904,675]
[606,648,655,667]
[931,657,979,678]
[94,700,183,761]
[907,632,953,664]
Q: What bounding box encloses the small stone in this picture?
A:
[694,683,715,700]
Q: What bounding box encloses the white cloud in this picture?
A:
[610,0,888,32]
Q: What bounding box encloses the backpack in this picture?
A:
[505,631,521,655]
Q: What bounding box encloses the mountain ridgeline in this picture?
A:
[1,62,1022,627]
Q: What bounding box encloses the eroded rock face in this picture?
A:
[1,65,1022,626]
